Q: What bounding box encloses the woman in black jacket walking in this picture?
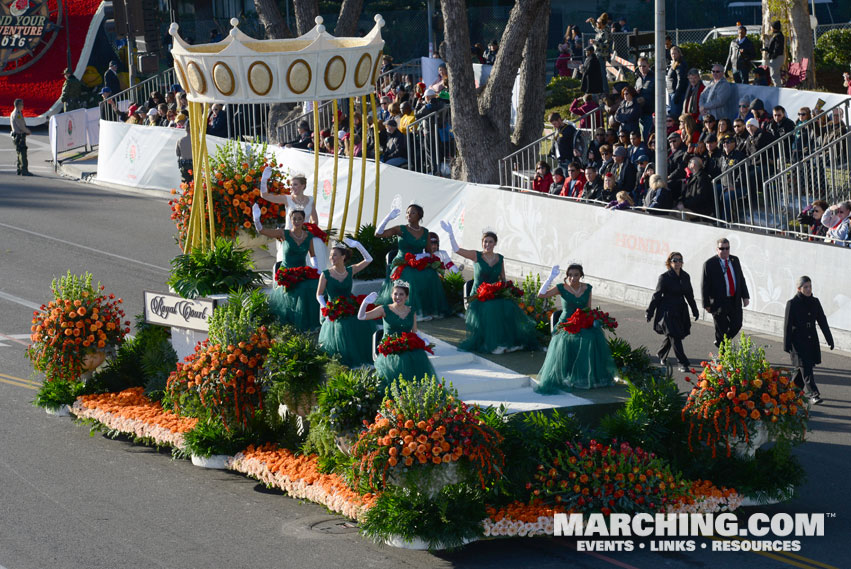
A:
[646,252,700,372]
[783,276,834,405]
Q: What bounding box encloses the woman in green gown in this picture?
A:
[441,223,539,354]
[254,206,319,331]
[374,204,449,320]
[316,239,377,367]
[535,263,616,393]
[358,284,436,383]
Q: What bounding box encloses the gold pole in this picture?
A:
[203,104,215,246]
[369,93,381,226]
[185,101,208,252]
[312,102,320,203]
[355,95,367,231]
[326,99,340,235]
[339,98,355,240]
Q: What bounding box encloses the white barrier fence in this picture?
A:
[96,121,851,349]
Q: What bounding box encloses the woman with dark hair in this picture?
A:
[358,283,437,383]
[534,263,617,393]
[614,86,641,135]
[645,252,699,372]
[315,239,377,367]
[585,12,612,93]
[441,223,538,355]
[783,276,834,405]
[532,161,554,193]
[253,207,319,331]
[374,203,449,320]
[797,200,829,239]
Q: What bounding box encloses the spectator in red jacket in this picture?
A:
[561,161,587,198]
[570,94,603,130]
[532,161,554,193]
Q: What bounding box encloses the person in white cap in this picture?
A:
[415,88,441,120]
[146,107,160,126]
[744,116,773,156]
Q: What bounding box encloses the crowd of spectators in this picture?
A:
[535,17,850,246]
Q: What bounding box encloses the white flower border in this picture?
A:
[70,399,188,449]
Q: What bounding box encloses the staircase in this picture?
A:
[420,333,617,413]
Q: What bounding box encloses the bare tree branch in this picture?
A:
[335,0,365,37]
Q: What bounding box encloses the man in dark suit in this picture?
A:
[103,60,121,95]
[701,238,750,347]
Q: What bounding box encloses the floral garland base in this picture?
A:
[227,444,377,521]
[70,388,197,449]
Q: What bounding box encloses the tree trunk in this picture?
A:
[293,0,320,36]
[442,0,548,183]
[335,0,365,37]
[253,0,293,39]
[788,0,815,88]
[512,0,550,149]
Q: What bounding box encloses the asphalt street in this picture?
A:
[0,125,848,569]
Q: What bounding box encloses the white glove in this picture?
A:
[260,167,272,195]
[307,256,318,269]
[537,265,560,297]
[436,250,461,274]
[252,203,263,232]
[440,220,459,252]
[316,293,327,308]
[344,237,373,263]
[415,251,431,260]
[375,208,400,235]
[358,292,378,320]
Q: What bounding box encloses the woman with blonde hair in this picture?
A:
[585,12,612,94]
[678,113,700,145]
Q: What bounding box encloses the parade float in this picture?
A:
[0,0,105,124]
[23,13,812,553]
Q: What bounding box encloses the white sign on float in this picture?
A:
[143,291,218,332]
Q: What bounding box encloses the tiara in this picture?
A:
[330,239,348,249]
[566,258,583,267]
[481,225,496,235]
[393,279,410,288]
[408,200,423,208]
[289,205,305,213]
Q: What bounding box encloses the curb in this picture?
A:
[57,162,173,201]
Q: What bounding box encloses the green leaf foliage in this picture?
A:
[678,35,762,74]
[207,288,271,347]
[167,236,264,299]
[317,368,385,433]
[263,331,331,404]
[442,270,466,314]
[33,378,86,410]
[815,29,851,72]
[361,484,486,550]
[545,75,583,110]
[385,375,456,421]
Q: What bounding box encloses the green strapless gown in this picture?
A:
[375,226,449,318]
[318,267,376,367]
[374,304,436,384]
[458,252,539,353]
[269,229,320,331]
[535,284,616,393]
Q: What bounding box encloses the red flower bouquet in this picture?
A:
[559,308,618,334]
[390,253,443,281]
[303,223,328,243]
[322,294,375,321]
[377,332,435,356]
[275,266,320,289]
[472,280,523,302]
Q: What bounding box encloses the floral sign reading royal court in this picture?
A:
[143,291,218,332]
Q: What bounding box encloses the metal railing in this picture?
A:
[497,107,606,189]
[375,58,422,93]
[405,104,454,177]
[710,98,851,232]
[99,68,177,123]
[275,100,335,146]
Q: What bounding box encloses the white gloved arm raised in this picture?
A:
[375,208,400,235]
[343,237,373,263]
[260,167,272,196]
[537,265,561,297]
[439,220,460,252]
[358,292,379,320]
[252,203,263,232]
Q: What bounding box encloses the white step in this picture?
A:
[463,387,599,414]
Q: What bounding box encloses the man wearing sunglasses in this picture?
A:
[701,238,750,347]
[724,25,757,84]
[699,65,733,120]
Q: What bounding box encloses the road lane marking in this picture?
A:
[0,221,169,272]
[0,291,41,310]
[0,332,30,346]
[0,376,37,390]
[0,373,40,386]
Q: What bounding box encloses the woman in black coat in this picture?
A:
[783,276,834,405]
[646,251,699,372]
[580,46,604,96]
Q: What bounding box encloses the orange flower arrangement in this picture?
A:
[682,336,808,458]
[27,271,129,382]
[166,327,272,430]
[71,387,198,448]
[169,140,290,245]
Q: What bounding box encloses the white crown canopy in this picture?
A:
[169,15,386,104]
